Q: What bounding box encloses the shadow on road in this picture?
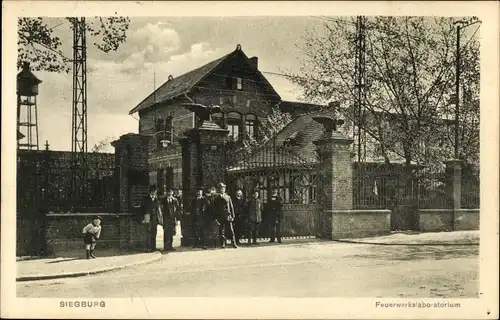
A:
[347,245,479,261]
[45,258,81,264]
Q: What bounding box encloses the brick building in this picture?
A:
[129,44,319,194]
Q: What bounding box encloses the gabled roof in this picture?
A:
[129,55,228,114]
[267,111,326,163]
[129,45,281,115]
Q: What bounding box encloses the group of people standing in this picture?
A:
[140,182,283,252]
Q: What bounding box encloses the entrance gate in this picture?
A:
[224,138,323,238]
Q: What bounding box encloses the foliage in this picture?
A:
[289,16,480,172]
[18,17,130,73]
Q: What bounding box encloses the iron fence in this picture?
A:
[17,150,118,213]
[462,176,480,209]
[352,165,450,210]
[225,139,321,205]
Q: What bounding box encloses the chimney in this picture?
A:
[250,56,258,70]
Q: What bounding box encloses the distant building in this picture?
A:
[129,44,320,193]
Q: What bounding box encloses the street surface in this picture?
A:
[17,239,478,298]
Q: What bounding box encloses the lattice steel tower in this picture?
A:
[71,18,88,203]
[354,16,367,163]
[17,62,42,151]
[71,17,88,157]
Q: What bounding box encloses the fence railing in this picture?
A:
[352,172,450,210]
[17,150,118,214]
[462,177,480,209]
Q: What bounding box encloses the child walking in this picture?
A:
[82,215,102,259]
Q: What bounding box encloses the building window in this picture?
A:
[227,112,242,141]
[225,76,243,91]
[226,77,233,90]
[245,114,256,140]
[155,118,164,133]
[157,116,173,149]
[165,116,173,143]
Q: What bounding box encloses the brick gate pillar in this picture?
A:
[313,115,354,239]
[445,159,463,230]
[180,121,229,247]
[112,133,151,213]
[445,159,463,211]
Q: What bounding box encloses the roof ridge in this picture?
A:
[259,109,325,147]
[129,51,233,114]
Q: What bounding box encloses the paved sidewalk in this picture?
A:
[338,230,480,245]
[17,252,162,281]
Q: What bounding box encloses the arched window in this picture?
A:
[227,112,242,141]
[245,114,257,140]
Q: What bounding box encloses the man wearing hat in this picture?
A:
[233,189,247,245]
[82,215,103,259]
[162,188,180,251]
[267,188,283,243]
[213,182,238,248]
[140,184,162,252]
[191,188,210,249]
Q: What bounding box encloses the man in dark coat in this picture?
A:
[162,188,180,251]
[267,188,283,243]
[204,187,218,246]
[247,190,263,245]
[232,189,247,245]
[140,185,162,252]
[213,182,238,249]
[191,188,209,249]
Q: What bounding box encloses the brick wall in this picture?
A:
[17,216,46,256]
[45,212,145,257]
[329,209,392,239]
[418,209,454,232]
[279,204,320,237]
[418,209,479,232]
[454,209,480,230]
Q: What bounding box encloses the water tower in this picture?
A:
[17,62,42,150]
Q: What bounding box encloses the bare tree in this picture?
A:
[247,107,293,147]
[289,16,480,172]
[91,136,116,153]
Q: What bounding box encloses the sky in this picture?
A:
[30,17,327,152]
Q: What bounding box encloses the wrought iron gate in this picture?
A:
[224,137,323,238]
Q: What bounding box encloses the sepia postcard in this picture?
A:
[1,1,499,319]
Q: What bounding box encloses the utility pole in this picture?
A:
[454,19,481,160]
[454,25,460,160]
